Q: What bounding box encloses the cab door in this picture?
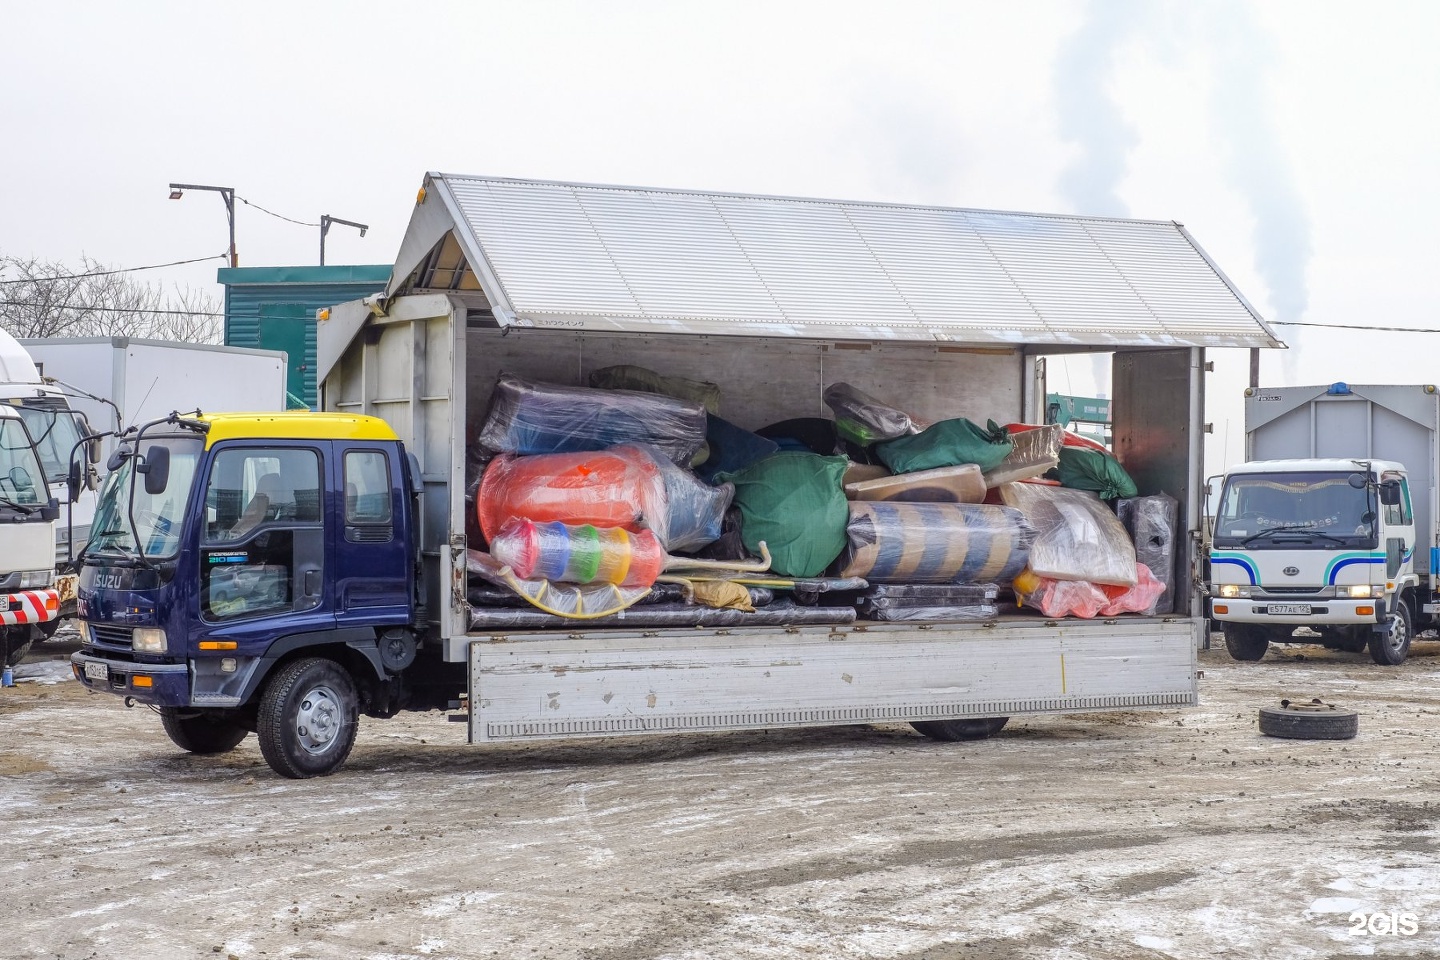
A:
[194,442,333,646]
[330,443,410,629]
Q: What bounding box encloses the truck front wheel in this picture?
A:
[258,657,359,779]
[911,717,1009,741]
[160,708,249,754]
[1369,602,1413,666]
[1224,623,1271,661]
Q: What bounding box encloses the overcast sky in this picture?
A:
[4,0,1438,470]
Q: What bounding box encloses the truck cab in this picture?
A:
[0,404,62,667]
[1209,458,1416,664]
[70,412,442,776]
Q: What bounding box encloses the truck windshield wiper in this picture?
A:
[0,495,35,515]
[1241,525,1348,546]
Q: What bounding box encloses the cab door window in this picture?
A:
[200,447,324,622]
[344,450,392,542]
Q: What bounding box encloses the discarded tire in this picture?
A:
[1258,699,1358,740]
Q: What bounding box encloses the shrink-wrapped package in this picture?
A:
[823,382,924,445]
[838,502,1034,583]
[477,449,666,543]
[875,418,1014,475]
[478,374,707,464]
[998,483,1137,586]
[984,423,1063,487]
[1116,493,1179,614]
[489,519,665,589]
[844,463,985,503]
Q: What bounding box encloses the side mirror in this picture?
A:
[1380,480,1402,506]
[107,448,128,472]
[87,436,102,466]
[137,445,171,496]
[1348,473,1368,490]
[39,497,60,522]
[67,460,82,503]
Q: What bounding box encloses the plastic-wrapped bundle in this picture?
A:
[860,583,998,603]
[858,598,999,622]
[1116,493,1178,614]
[1098,563,1167,616]
[838,502,1034,583]
[717,452,851,578]
[875,418,1014,475]
[490,519,666,589]
[823,382,924,445]
[998,483,1137,586]
[615,443,732,552]
[1014,571,1109,619]
[478,374,708,465]
[1048,447,1138,500]
[844,464,985,503]
[984,423,1063,487]
[477,449,666,543]
[468,600,857,631]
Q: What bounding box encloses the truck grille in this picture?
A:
[90,624,134,649]
[1261,587,1323,596]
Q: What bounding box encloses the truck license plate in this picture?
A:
[83,661,108,681]
[1269,603,1312,615]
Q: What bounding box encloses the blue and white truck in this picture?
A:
[1209,383,1439,665]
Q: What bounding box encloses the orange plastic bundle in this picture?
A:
[477,448,665,543]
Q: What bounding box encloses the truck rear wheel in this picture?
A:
[1369,602,1413,666]
[2,625,37,667]
[258,657,359,779]
[911,717,1009,741]
[160,708,249,754]
[1223,623,1270,661]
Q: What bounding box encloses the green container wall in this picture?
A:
[219,265,391,409]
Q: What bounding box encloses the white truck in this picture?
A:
[20,337,289,463]
[1209,382,1437,665]
[0,403,62,667]
[0,328,98,608]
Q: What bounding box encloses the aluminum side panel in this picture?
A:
[467,619,1199,742]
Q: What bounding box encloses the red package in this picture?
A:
[1017,576,1108,619]
[1098,563,1167,616]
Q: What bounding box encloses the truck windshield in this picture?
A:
[0,416,47,513]
[1213,471,1376,549]
[87,436,203,560]
[15,404,84,484]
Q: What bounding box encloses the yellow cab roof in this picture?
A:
[199,412,399,449]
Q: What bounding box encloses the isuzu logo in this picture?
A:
[94,574,125,589]
[1283,566,1300,576]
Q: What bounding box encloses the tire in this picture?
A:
[911,717,1009,742]
[1369,601,1413,666]
[160,708,249,754]
[257,657,359,779]
[1224,622,1270,662]
[1258,699,1359,740]
[2,625,37,668]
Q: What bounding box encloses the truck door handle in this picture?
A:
[303,568,321,597]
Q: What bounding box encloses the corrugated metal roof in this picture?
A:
[416,173,1281,349]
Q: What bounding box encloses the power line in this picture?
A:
[0,300,223,317]
[1271,320,1440,334]
[0,253,229,286]
[237,195,319,227]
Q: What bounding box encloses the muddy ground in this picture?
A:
[4,631,1440,960]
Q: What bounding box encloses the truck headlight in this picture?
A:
[77,620,94,644]
[1347,584,1377,599]
[1217,584,1251,599]
[18,569,54,589]
[132,627,167,654]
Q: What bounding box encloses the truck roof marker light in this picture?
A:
[317,308,331,322]
[416,186,427,204]
[1425,385,1437,393]
[1327,382,1352,395]
[131,675,153,688]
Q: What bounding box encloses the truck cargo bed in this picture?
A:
[460,616,1198,743]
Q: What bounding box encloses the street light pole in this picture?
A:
[169,183,237,267]
[320,215,368,266]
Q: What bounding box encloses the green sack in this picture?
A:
[717,452,850,577]
[875,418,1013,475]
[1047,447,1138,500]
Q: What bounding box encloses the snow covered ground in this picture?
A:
[4,635,1440,959]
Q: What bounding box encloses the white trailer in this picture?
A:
[22,337,289,458]
[316,174,1281,750]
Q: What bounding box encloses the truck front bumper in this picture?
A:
[70,650,189,706]
[1210,597,1385,626]
[0,588,60,626]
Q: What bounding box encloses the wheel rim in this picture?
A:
[295,683,344,755]
[1385,613,1408,652]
